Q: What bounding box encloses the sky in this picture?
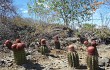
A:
[13,0,110,26]
[13,0,30,18]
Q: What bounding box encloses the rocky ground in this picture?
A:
[0,43,110,70]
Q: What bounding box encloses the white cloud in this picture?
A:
[22,10,28,13]
[19,8,24,10]
[19,8,28,14]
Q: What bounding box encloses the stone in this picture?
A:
[0,59,6,67]
[7,62,13,67]
[99,66,105,70]
[26,55,32,60]
[99,57,110,67]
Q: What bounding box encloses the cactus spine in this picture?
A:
[39,39,49,55]
[67,44,79,68]
[54,35,60,49]
[86,46,98,70]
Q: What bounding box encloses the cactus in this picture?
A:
[84,40,90,47]
[15,39,21,43]
[11,43,26,65]
[86,46,98,70]
[91,40,99,56]
[54,35,60,49]
[4,40,12,50]
[67,44,79,68]
[67,52,75,67]
[39,39,49,55]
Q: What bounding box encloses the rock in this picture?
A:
[7,62,13,67]
[0,45,3,51]
[65,37,79,43]
[6,59,13,67]
[29,42,36,48]
[99,57,110,67]
[104,46,110,50]
[99,66,105,70]
[0,59,6,67]
[6,57,14,62]
[18,66,25,70]
[105,67,110,70]
[48,56,53,60]
[26,55,32,60]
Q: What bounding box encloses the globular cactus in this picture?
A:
[54,35,60,49]
[11,42,26,65]
[84,40,90,47]
[91,40,99,56]
[4,40,12,50]
[67,44,79,68]
[86,46,98,70]
[39,39,49,55]
[15,39,21,43]
[4,39,27,65]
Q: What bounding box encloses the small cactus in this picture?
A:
[15,39,21,43]
[86,46,98,70]
[54,35,60,49]
[39,39,49,55]
[4,40,12,50]
[67,44,79,68]
[11,43,26,65]
[91,40,99,56]
[84,40,90,47]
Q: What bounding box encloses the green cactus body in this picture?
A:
[40,45,49,55]
[94,46,99,56]
[86,55,98,70]
[74,51,79,68]
[67,52,74,67]
[39,39,49,55]
[67,51,79,68]
[87,46,98,70]
[11,43,27,65]
[54,41,60,49]
[54,35,60,49]
[13,49,26,65]
[91,40,99,56]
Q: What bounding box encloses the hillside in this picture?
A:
[0,22,74,46]
[0,22,110,70]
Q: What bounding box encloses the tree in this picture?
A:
[28,0,103,27]
[0,0,17,23]
[103,0,110,7]
[78,23,96,35]
[82,23,96,30]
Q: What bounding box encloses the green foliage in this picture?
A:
[76,23,110,39]
[75,23,96,36]
[96,27,110,39]
[12,17,32,27]
[82,23,96,30]
[28,0,100,26]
